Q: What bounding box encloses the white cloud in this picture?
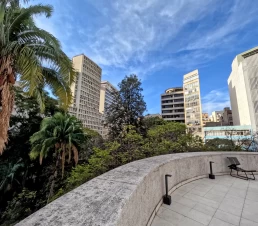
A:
[202,88,231,115]
[31,0,258,87]
[183,0,258,51]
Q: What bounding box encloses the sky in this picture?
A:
[32,0,258,115]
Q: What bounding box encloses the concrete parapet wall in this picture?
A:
[17,152,258,226]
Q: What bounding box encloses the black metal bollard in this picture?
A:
[209,161,215,179]
[163,174,172,205]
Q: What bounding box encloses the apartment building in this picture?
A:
[228,47,258,131]
[183,70,203,136]
[161,87,185,123]
[222,107,233,125]
[99,81,117,137]
[69,54,103,133]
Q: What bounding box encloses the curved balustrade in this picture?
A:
[17,152,258,226]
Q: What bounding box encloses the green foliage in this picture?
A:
[80,128,104,161]
[0,159,24,194]
[29,112,87,204]
[0,89,69,224]
[0,0,76,109]
[1,188,38,226]
[0,0,77,156]
[30,112,86,168]
[204,138,241,151]
[56,144,118,198]
[105,75,146,138]
[143,116,166,130]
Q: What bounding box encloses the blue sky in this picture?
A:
[32,0,258,115]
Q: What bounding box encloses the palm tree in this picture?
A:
[0,159,24,193]
[0,0,76,153]
[30,112,86,201]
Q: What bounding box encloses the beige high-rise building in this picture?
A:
[183,69,203,136]
[69,54,103,133]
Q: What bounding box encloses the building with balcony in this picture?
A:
[228,46,258,132]
[161,87,185,123]
[183,70,203,136]
[69,54,103,134]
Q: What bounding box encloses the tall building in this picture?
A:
[228,47,258,131]
[211,110,223,122]
[222,107,233,126]
[69,54,103,133]
[99,81,117,114]
[161,87,185,123]
[183,69,203,136]
[99,81,117,137]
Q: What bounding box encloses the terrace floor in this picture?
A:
[151,175,258,226]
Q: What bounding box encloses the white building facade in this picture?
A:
[228,47,258,132]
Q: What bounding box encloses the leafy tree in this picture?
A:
[80,128,104,162]
[114,125,145,165]
[144,121,204,155]
[29,113,86,201]
[143,116,166,130]
[0,0,76,154]
[105,75,146,139]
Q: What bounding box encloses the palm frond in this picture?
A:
[8,4,53,35]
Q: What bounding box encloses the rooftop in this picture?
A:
[152,175,258,226]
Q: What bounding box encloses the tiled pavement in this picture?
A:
[151,175,258,226]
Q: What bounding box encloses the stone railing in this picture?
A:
[17,152,258,226]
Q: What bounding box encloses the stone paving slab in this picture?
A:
[151,175,258,226]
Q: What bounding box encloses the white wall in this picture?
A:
[228,57,251,126]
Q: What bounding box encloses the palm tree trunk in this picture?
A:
[0,56,15,154]
[0,78,14,154]
[47,153,60,203]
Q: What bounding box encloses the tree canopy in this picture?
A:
[105,74,146,139]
